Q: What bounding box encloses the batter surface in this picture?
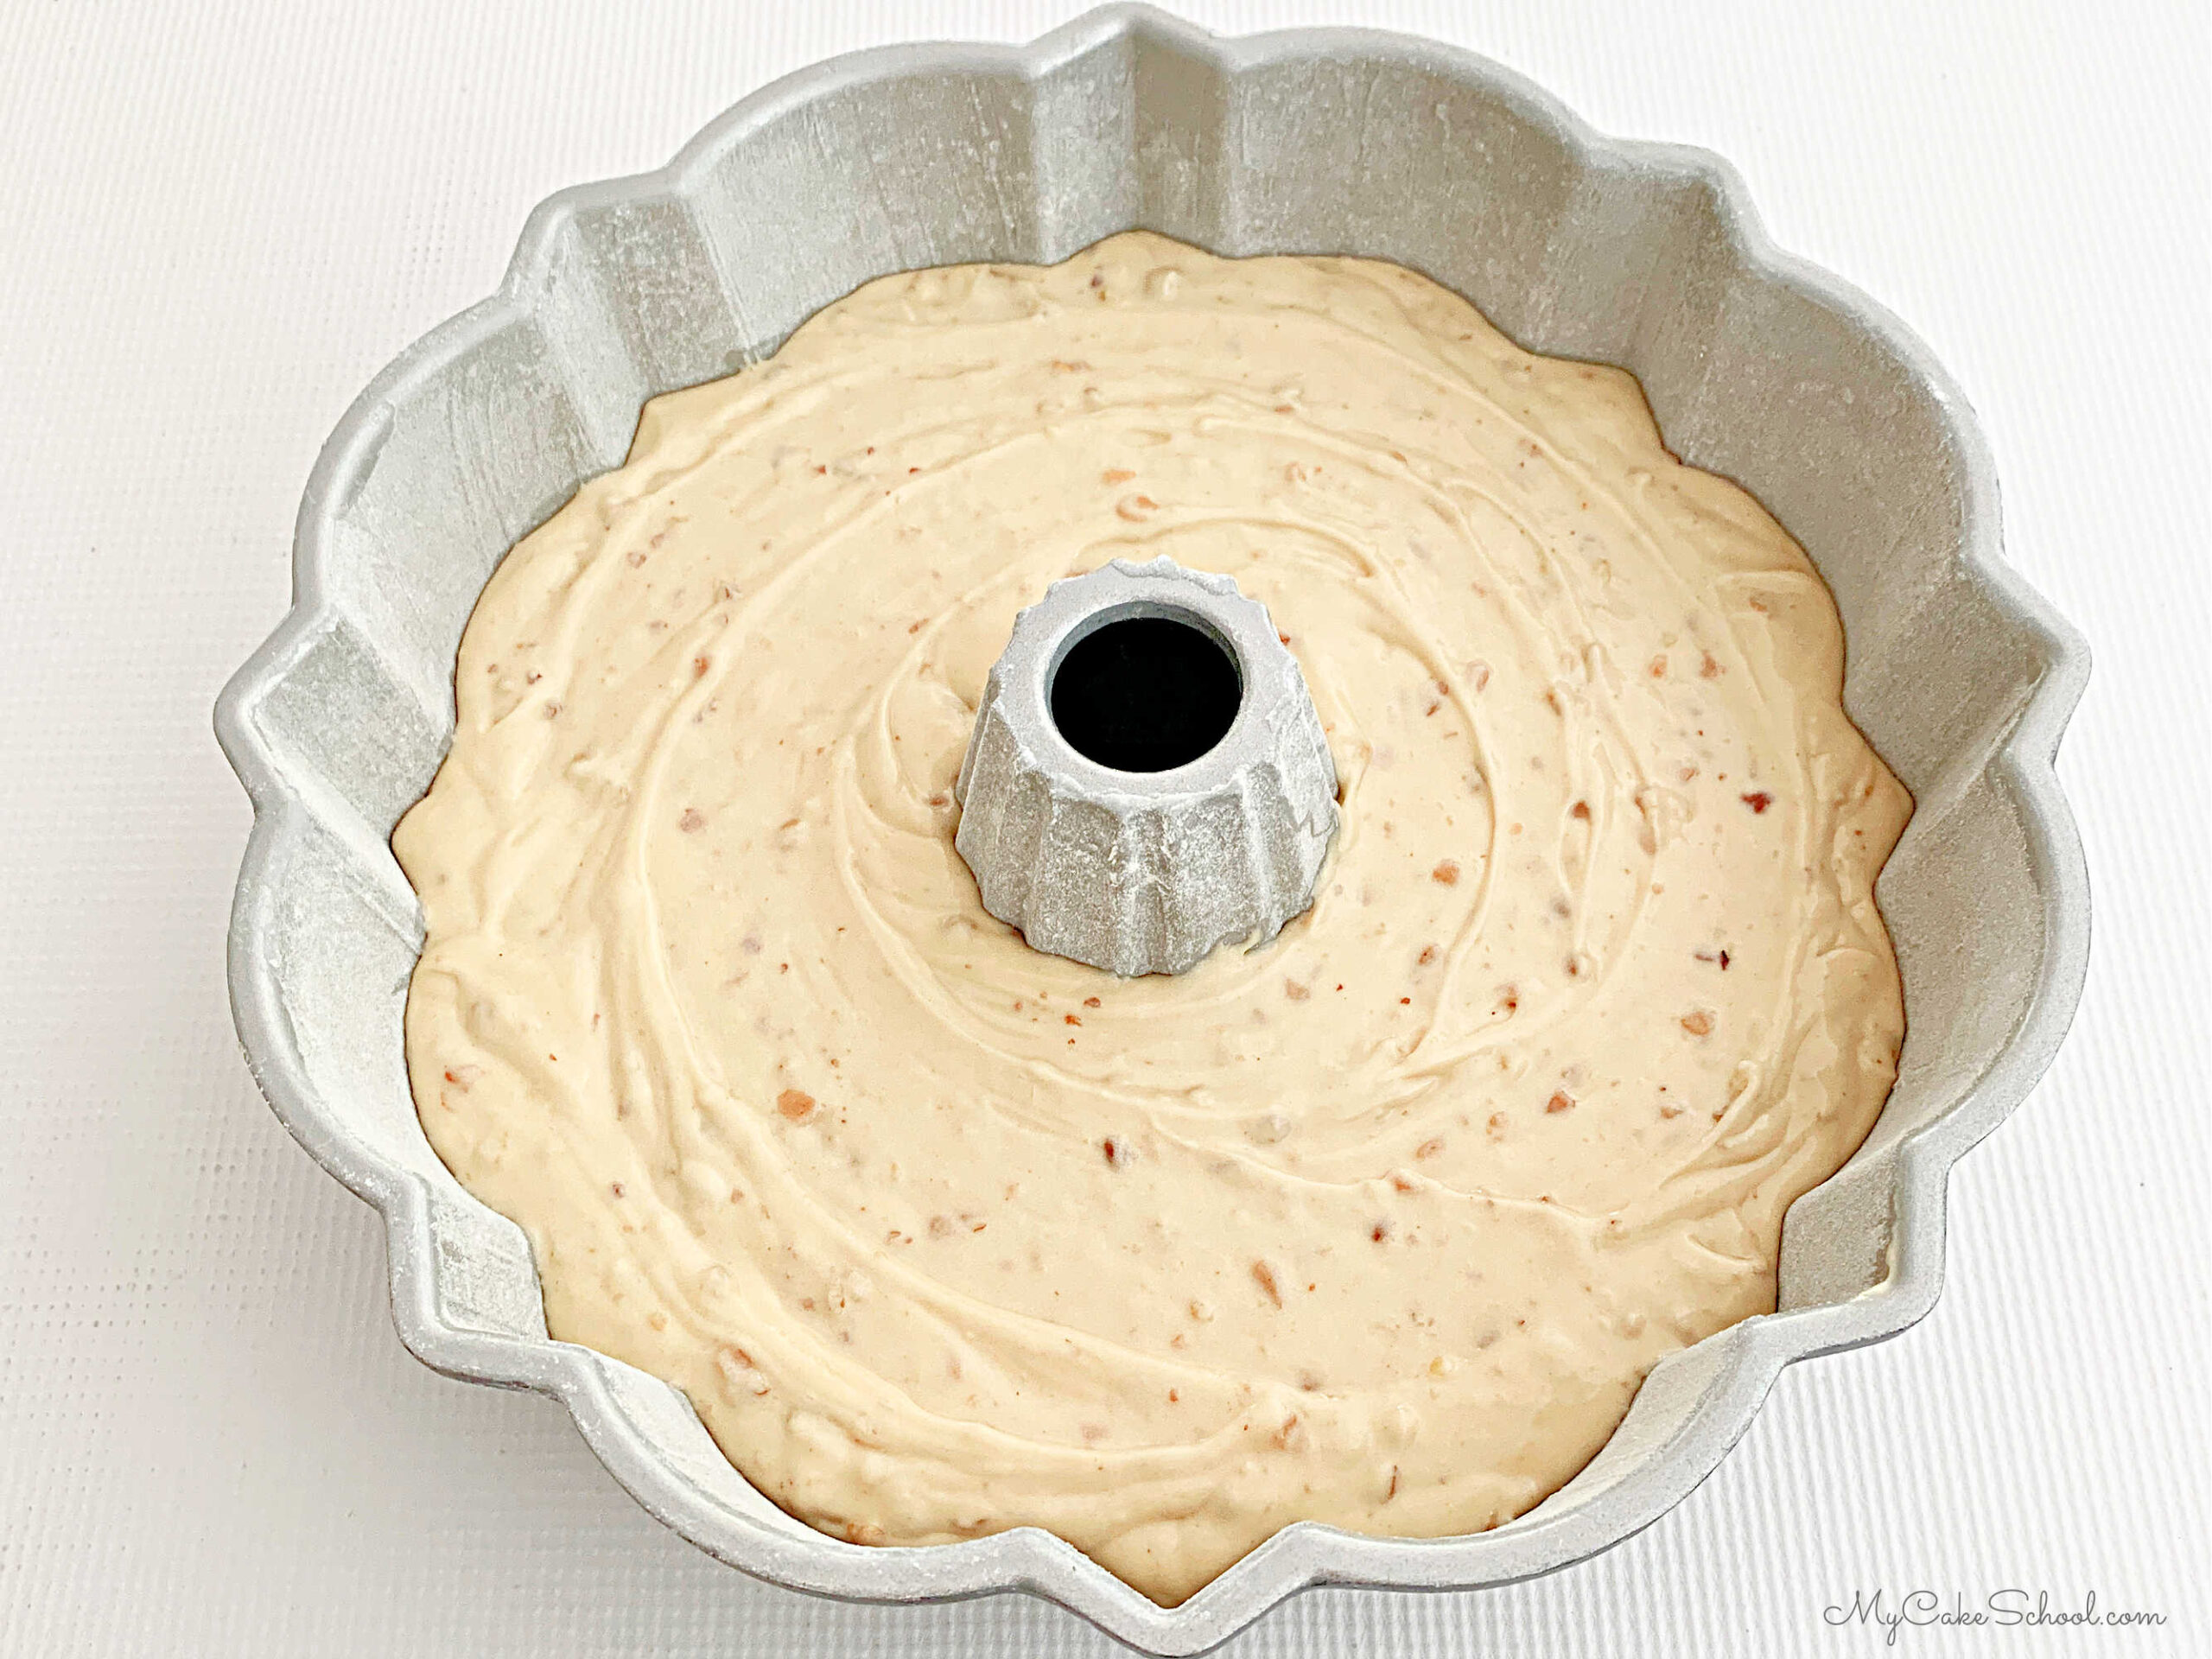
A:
[394,232,1910,1604]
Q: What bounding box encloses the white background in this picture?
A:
[1,2,2204,1654]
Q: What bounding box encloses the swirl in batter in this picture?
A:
[395,232,1910,1604]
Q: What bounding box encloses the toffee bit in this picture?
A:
[1700,652,1722,678]
[1431,860,1461,887]
[1546,1090,1576,1114]
[1251,1259,1283,1306]
[1570,800,1591,821]
[1065,1014,1082,1027]
[1102,467,1135,484]
[776,1088,817,1121]
[1741,791,1774,814]
[1284,979,1311,1001]
[1681,1011,1714,1036]
[1417,944,1439,966]
[1102,1137,1121,1166]
[1084,995,1103,1008]
[677,807,707,833]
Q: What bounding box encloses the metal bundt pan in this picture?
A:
[213,6,2090,1650]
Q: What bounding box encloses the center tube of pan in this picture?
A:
[1048,613,1243,773]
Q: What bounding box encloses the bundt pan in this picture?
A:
[214,5,2090,1651]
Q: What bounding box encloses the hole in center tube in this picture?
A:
[1049,612,1242,773]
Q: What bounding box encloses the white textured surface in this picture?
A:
[0,2,2201,1656]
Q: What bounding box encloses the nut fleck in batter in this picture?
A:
[395,232,1910,1605]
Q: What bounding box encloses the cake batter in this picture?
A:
[394,232,1910,1604]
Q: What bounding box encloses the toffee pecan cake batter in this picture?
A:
[395,232,1910,1604]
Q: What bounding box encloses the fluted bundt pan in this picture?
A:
[955,557,1338,976]
[214,5,2089,1651]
